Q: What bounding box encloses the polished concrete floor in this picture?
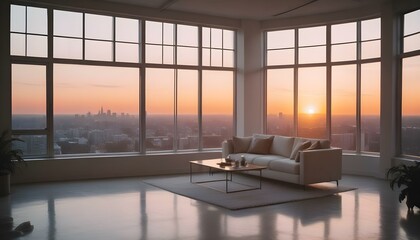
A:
[0,174,419,240]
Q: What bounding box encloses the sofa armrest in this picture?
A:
[222,140,234,158]
[299,147,342,185]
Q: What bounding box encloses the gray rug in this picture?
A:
[142,173,356,210]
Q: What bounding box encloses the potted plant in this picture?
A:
[387,161,420,211]
[0,131,25,196]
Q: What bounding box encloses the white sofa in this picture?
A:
[222,134,342,186]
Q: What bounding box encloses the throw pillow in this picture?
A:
[247,136,274,154]
[294,140,312,162]
[232,136,252,153]
[307,140,321,150]
[290,140,311,160]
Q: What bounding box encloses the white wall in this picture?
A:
[12,152,221,183]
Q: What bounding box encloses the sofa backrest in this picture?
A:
[253,134,295,158]
[293,137,331,149]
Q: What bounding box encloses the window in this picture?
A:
[54,64,140,154]
[266,69,294,136]
[298,67,326,139]
[401,9,420,156]
[403,9,420,53]
[145,21,174,64]
[331,22,357,62]
[298,26,326,64]
[266,18,381,153]
[11,64,47,156]
[266,29,294,66]
[177,25,199,66]
[145,68,175,151]
[331,65,357,150]
[202,70,234,148]
[12,64,46,130]
[177,70,199,150]
[202,28,235,67]
[361,18,381,59]
[401,56,420,156]
[11,5,48,57]
[10,4,236,157]
[361,62,380,152]
[53,10,140,62]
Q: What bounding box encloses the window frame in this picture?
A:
[399,8,420,159]
[264,18,381,154]
[10,3,237,158]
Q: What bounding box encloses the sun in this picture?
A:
[306,107,316,115]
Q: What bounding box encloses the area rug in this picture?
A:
[142,173,356,210]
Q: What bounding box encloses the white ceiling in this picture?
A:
[102,0,388,20]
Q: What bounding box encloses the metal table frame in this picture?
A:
[189,160,265,193]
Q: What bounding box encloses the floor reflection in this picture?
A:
[0,175,417,239]
[400,210,420,240]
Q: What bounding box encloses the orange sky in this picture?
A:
[13,63,234,116]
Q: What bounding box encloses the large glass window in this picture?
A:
[266,30,294,66]
[202,28,235,67]
[11,64,47,156]
[298,67,326,139]
[331,22,357,62]
[266,69,294,136]
[10,4,236,157]
[403,9,420,53]
[298,26,326,64]
[401,9,420,157]
[11,5,48,57]
[145,21,174,64]
[145,68,175,151]
[361,18,381,59]
[54,64,140,154]
[12,64,46,130]
[266,18,381,153]
[331,65,357,150]
[53,10,140,62]
[202,70,234,148]
[361,63,380,152]
[177,70,199,150]
[402,56,420,156]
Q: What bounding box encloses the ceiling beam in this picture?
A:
[159,0,178,11]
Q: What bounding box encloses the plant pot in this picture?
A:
[0,171,10,196]
[406,189,420,210]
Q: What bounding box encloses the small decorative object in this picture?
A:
[387,161,420,211]
[240,155,247,166]
[217,162,231,167]
[234,160,240,167]
[0,130,25,196]
[225,155,232,163]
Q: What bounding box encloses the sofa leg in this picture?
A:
[336,180,339,187]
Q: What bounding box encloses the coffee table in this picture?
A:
[189,159,267,193]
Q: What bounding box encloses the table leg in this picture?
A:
[225,172,228,192]
[189,163,192,183]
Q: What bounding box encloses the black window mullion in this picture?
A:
[82,13,85,60]
[356,20,362,153]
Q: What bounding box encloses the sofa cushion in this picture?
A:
[250,155,278,167]
[232,136,252,153]
[228,153,261,162]
[307,140,321,150]
[268,157,300,174]
[247,136,274,154]
[295,137,330,149]
[270,135,295,157]
[290,140,311,160]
